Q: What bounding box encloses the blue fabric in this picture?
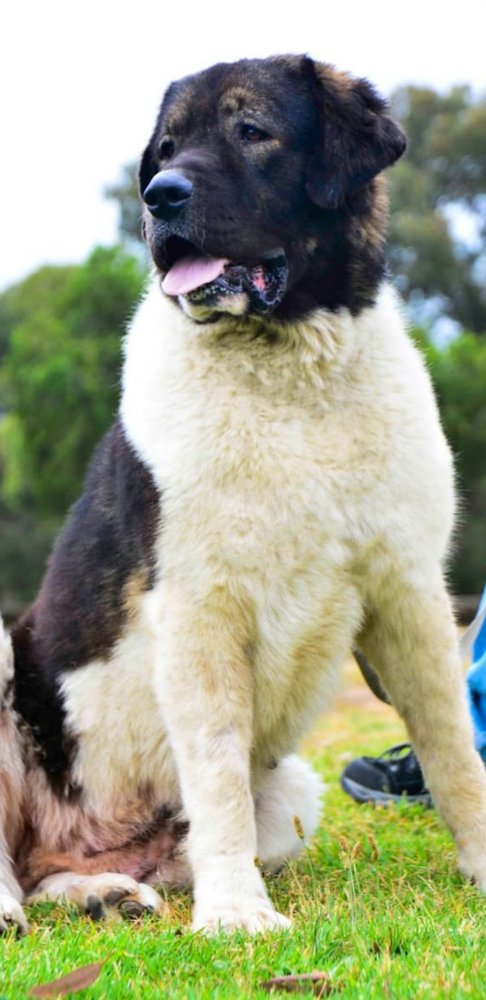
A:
[467,583,486,763]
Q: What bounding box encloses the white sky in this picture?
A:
[1,0,485,291]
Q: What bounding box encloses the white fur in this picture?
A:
[0,893,29,935]
[52,276,486,931]
[0,616,13,691]
[28,871,164,916]
[255,755,324,871]
[60,620,180,812]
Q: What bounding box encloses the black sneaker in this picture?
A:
[340,743,433,806]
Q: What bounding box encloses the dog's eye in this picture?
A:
[240,124,270,143]
[158,138,175,160]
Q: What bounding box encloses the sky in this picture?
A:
[1,0,485,292]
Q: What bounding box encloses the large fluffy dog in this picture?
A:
[2,55,486,936]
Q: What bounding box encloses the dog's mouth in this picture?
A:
[160,236,287,317]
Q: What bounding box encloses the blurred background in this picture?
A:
[1,0,485,619]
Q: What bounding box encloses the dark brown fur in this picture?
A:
[140,55,406,322]
[12,420,160,786]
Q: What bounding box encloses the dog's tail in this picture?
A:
[0,615,14,690]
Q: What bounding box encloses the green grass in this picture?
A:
[3,665,486,999]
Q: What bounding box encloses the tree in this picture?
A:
[0,246,146,609]
[412,328,486,594]
[0,245,145,516]
[0,265,77,363]
[388,85,486,333]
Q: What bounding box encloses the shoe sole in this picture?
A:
[340,774,433,807]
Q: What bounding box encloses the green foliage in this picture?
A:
[431,335,486,480]
[0,245,145,516]
[412,328,486,593]
[0,264,77,363]
[0,246,146,607]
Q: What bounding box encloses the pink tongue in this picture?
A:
[162,255,229,296]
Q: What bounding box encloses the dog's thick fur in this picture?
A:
[2,55,486,935]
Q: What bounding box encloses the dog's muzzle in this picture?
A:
[143,171,194,221]
[142,173,288,320]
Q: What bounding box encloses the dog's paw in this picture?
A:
[0,894,29,936]
[457,849,486,892]
[27,872,165,921]
[193,898,291,935]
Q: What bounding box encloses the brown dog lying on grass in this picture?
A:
[2,55,485,936]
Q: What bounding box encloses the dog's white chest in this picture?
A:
[123,293,355,589]
[121,287,371,742]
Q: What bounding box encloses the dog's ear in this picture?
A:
[306,67,407,210]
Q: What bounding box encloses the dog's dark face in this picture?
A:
[140,56,406,323]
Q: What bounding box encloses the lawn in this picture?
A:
[2,661,486,999]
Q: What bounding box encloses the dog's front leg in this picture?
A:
[152,591,290,934]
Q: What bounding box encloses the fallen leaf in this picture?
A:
[260,971,336,996]
[28,961,104,998]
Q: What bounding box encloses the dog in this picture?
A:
[2,54,486,936]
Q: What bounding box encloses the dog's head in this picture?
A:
[139,56,406,323]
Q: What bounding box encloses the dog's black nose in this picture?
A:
[142,171,194,220]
